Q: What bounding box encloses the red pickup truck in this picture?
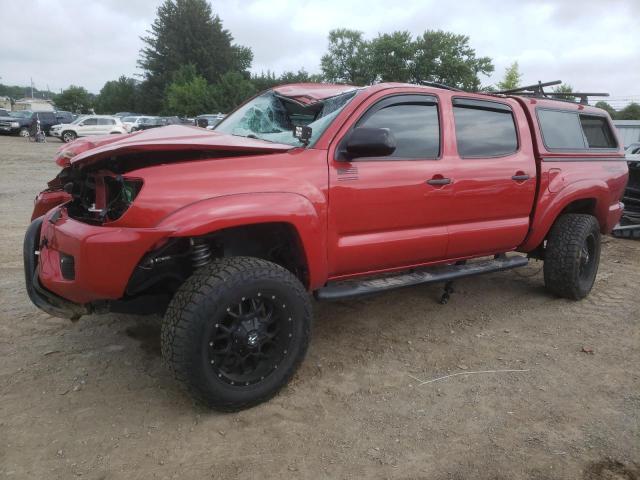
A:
[24,82,628,410]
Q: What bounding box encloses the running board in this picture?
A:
[315,255,529,301]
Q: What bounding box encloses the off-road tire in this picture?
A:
[543,214,601,300]
[161,257,312,411]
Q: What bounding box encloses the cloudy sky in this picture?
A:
[1,0,639,107]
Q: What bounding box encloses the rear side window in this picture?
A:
[82,118,98,125]
[580,115,616,148]
[98,118,114,125]
[537,109,617,150]
[357,97,440,159]
[453,99,518,157]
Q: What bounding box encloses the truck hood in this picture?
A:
[56,125,294,168]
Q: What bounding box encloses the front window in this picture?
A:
[215,90,358,147]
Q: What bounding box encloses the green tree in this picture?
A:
[54,86,93,113]
[594,101,617,119]
[496,61,522,91]
[369,31,415,83]
[164,65,216,116]
[552,83,575,102]
[138,0,252,113]
[210,71,256,112]
[95,76,139,114]
[617,102,640,120]
[411,30,494,90]
[320,29,374,85]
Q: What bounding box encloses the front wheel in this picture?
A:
[543,214,601,300]
[161,257,312,411]
[61,131,77,143]
[18,127,30,138]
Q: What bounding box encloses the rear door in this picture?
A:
[446,97,536,258]
[97,118,115,134]
[327,93,453,277]
[77,117,98,136]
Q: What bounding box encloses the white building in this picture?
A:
[13,97,55,112]
[613,120,640,148]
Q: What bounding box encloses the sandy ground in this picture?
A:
[0,135,638,480]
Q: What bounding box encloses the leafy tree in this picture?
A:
[496,61,522,91]
[210,71,256,112]
[320,29,374,85]
[164,65,216,116]
[138,0,252,112]
[412,30,494,90]
[95,76,139,114]
[252,69,323,92]
[552,83,576,102]
[617,102,640,120]
[54,86,93,113]
[594,101,617,119]
[369,31,415,83]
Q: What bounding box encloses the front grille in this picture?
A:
[0,121,12,127]
[59,253,75,280]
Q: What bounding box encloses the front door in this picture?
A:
[327,94,453,277]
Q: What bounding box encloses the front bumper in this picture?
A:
[24,208,171,318]
[50,130,62,137]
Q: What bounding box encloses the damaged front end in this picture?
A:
[613,159,640,239]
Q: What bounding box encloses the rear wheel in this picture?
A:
[543,214,601,299]
[62,131,76,143]
[161,257,312,411]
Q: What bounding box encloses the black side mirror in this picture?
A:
[343,127,396,159]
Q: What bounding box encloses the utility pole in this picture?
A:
[30,77,34,98]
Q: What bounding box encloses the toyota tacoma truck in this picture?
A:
[24,81,628,411]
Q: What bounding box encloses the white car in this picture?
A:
[124,116,157,133]
[120,116,142,133]
[50,115,126,143]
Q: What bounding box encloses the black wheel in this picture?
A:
[18,127,30,138]
[62,131,77,143]
[543,214,601,300]
[162,257,312,411]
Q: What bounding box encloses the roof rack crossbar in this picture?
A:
[418,81,464,92]
[497,80,562,95]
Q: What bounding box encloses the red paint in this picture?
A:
[31,83,628,306]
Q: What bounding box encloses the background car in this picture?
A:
[49,115,126,142]
[121,116,144,133]
[54,110,76,124]
[194,113,225,129]
[0,110,59,137]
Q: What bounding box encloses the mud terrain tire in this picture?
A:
[161,257,312,411]
[543,214,601,300]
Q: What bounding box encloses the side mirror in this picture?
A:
[343,127,396,159]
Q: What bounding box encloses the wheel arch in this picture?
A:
[520,179,610,252]
[157,193,327,289]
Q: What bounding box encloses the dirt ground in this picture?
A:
[0,135,638,480]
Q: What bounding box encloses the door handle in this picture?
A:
[426,177,452,186]
[511,174,530,181]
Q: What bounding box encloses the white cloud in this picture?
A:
[0,0,638,104]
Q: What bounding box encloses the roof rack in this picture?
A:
[419,81,464,92]
[497,80,609,105]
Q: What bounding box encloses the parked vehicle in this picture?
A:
[0,108,10,117]
[49,115,126,142]
[55,110,76,124]
[613,147,640,238]
[114,112,140,119]
[195,113,225,129]
[130,116,165,131]
[0,110,59,137]
[24,81,628,411]
[121,116,148,133]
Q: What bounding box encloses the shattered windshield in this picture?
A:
[215,90,358,147]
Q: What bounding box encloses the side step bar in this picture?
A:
[315,255,529,301]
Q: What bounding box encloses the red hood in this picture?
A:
[272,83,357,106]
[55,125,294,168]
